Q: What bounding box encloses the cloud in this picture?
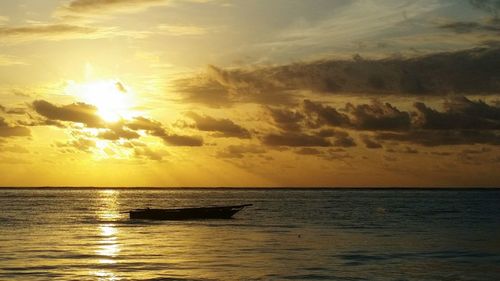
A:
[0,144,30,154]
[60,0,168,15]
[186,112,251,138]
[0,55,26,66]
[124,116,203,146]
[133,146,168,161]
[0,24,104,43]
[346,101,411,131]
[30,101,204,146]
[370,97,500,146]
[267,106,305,132]
[376,130,500,146]
[32,100,104,128]
[157,24,210,36]
[386,146,419,154]
[161,134,203,146]
[439,21,500,34]
[303,99,351,128]
[469,0,500,18]
[97,126,140,140]
[294,147,351,161]
[262,132,332,147]
[55,137,95,152]
[414,96,500,130]
[174,64,297,107]
[0,117,30,138]
[361,135,383,149]
[267,99,410,133]
[174,47,500,107]
[216,144,266,158]
[125,116,164,135]
[295,147,322,155]
[263,96,499,147]
[1,105,27,115]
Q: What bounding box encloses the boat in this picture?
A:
[128,204,252,220]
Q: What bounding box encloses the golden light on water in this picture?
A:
[97,224,120,265]
[93,190,120,280]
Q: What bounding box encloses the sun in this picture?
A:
[66,79,135,122]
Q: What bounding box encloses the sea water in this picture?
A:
[0,188,499,280]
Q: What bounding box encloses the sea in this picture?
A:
[0,188,499,281]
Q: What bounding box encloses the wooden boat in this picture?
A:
[128,204,252,220]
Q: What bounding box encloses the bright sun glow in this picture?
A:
[66,79,136,122]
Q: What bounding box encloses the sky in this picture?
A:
[0,0,499,187]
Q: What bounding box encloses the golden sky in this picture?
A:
[0,0,499,187]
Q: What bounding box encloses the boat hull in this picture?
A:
[129,204,252,220]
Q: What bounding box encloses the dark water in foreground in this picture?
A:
[0,188,499,281]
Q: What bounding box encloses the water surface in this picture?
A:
[0,188,499,280]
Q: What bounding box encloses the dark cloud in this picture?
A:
[440,21,500,34]
[376,130,500,146]
[124,116,203,146]
[430,151,454,156]
[303,99,350,127]
[161,134,203,146]
[333,135,356,147]
[32,100,104,127]
[19,118,66,128]
[347,101,411,131]
[262,132,332,147]
[125,116,164,135]
[173,77,233,107]
[31,101,203,146]
[462,147,491,154]
[216,144,266,158]
[361,135,383,149]
[295,147,322,155]
[186,112,251,138]
[174,64,297,107]
[469,0,500,18]
[62,0,166,14]
[267,107,305,132]
[97,126,140,140]
[266,97,499,147]
[295,147,351,161]
[315,129,356,147]
[0,117,30,138]
[266,100,351,134]
[386,146,419,154]
[414,96,500,130]
[268,99,410,133]
[174,47,500,107]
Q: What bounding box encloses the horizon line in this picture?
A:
[0,186,499,190]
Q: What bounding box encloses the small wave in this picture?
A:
[336,250,500,266]
[144,278,216,281]
[282,273,336,280]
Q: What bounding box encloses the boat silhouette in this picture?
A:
[128,204,252,220]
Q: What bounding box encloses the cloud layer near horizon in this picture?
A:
[175,47,500,107]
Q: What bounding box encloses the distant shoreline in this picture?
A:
[0,186,499,190]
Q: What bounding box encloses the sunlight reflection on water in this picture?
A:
[93,190,120,280]
[0,189,499,280]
